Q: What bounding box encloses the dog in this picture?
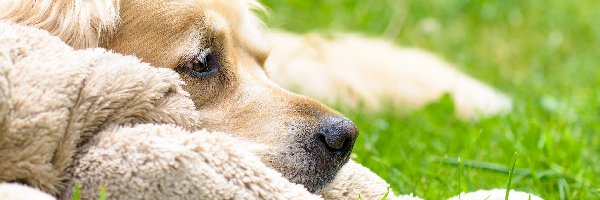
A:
[0,0,359,193]
[1,0,513,194]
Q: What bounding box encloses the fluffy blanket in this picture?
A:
[0,20,200,194]
[0,21,541,200]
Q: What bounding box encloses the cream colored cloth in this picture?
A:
[0,20,200,196]
[0,183,56,200]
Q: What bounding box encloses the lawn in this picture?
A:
[260,0,600,199]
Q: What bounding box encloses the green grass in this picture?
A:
[260,0,600,199]
[506,152,518,200]
[71,183,108,200]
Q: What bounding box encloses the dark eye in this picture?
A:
[182,49,218,77]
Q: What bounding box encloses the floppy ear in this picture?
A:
[0,0,120,49]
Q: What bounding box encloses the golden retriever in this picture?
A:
[1,0,358,193]
[0,0,512,194]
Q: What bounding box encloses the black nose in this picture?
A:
[318,116,358,156]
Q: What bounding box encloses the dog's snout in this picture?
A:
[318,116,358,155]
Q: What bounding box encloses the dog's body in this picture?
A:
[265,31,511,119]
[1,0,511,196]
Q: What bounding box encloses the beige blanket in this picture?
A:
[0,19,198,194]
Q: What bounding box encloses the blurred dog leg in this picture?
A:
[265,31,511,120]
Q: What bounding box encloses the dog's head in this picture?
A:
[1,0,358,192]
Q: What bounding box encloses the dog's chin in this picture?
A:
[256,138,351,193]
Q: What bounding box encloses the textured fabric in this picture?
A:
[0,20,200,195]
[67,124,320,200]
[322,161,423,200]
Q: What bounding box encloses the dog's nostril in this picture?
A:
[319,131,348,150]
[318,133,348,151]
[318,116,358,153]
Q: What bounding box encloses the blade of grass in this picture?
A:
[71,182,81,200]
[458,156,462,200]
[433,157,574,181]
[98,186,108,200]
[558,178,570,200]
[505,152,519,200]
[379,187,390,200]
[433,157,526,174]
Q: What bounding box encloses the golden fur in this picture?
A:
[0,0,119,49]
[1,0,358,193]
[1,0,513,195]
[265,31,512,119]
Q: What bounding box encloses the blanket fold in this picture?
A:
[0,21,200,195]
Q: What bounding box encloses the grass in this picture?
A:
[506,152,518,200]
[71,183,108,200]
[260,0,600,199]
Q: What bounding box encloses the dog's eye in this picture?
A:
[182,49,218,77]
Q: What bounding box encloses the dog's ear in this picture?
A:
[0,0,120,49]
